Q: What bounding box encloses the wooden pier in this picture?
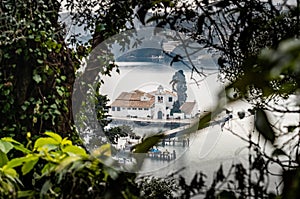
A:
[158,137,190,147]
[147,150,177,161]
[113,118,198,163]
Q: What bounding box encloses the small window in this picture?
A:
[144,108,149,110]
[133,108,137,110]
[117,107,121,111]
[158,96,163,103]
[112,107,115,111]
[138,108,143,110]
[168,97,172,102]
[128,108,131,110]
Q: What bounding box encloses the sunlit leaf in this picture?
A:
[6,155,40,169]
[38,144,58,152]
[1,137,21,145]
[6,157,28,168]
[132,134,164,153]
[44,132,62,143]
[12,144,31,154]
[34,138,59,150]
[55,156,81,172]
[62,145,87,156]
[21,156,39,175]
[2,166,18,178]
[0,140,14,154]
[61,137,72,146]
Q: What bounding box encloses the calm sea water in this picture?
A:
[97,62,292,197]
[99,63,244,174]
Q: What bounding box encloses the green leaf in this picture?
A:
[17,190,36,198]
[33,74,42,83]
[61,75,66,81]
[0,140,14,154]
[1,137,31,154]
[21,156,39,175]
[61,138,72,146]
[2,137,21,145]
[44,132,62,143]
[105,167,119,180]
[132,134,164,153]
[12,144,31,154]
[6,157,28,168]
[57,89,64,96]
[40,180,52,196]
[37,59,43,64]
[55,156,81,172]
[0,151,9,167]
[62,145,87,156]
[41,163,55,175]
[255,109,275,143]
[197,112,212,130]
[50,104,57,109]
[2,166,18,178]
[34,137,60,150]
[39,144,58,152]
[15,48,22,55]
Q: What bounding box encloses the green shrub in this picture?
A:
[0,132,140,198]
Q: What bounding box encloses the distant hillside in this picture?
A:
[116,48,169,63]
[59,13,218,70]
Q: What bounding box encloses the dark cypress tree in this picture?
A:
[170,70,187,114]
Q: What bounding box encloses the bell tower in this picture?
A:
[154,85,167,119]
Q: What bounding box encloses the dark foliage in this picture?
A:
[0,0,81,143]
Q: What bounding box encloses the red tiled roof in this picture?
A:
[110,90,155,108]
[149,90,177,96]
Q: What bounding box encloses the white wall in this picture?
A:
[110,107,152,118]
[165,94,177,109]
[173,113,185,119]
[188,104,199,118]
[153,104,167,119]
